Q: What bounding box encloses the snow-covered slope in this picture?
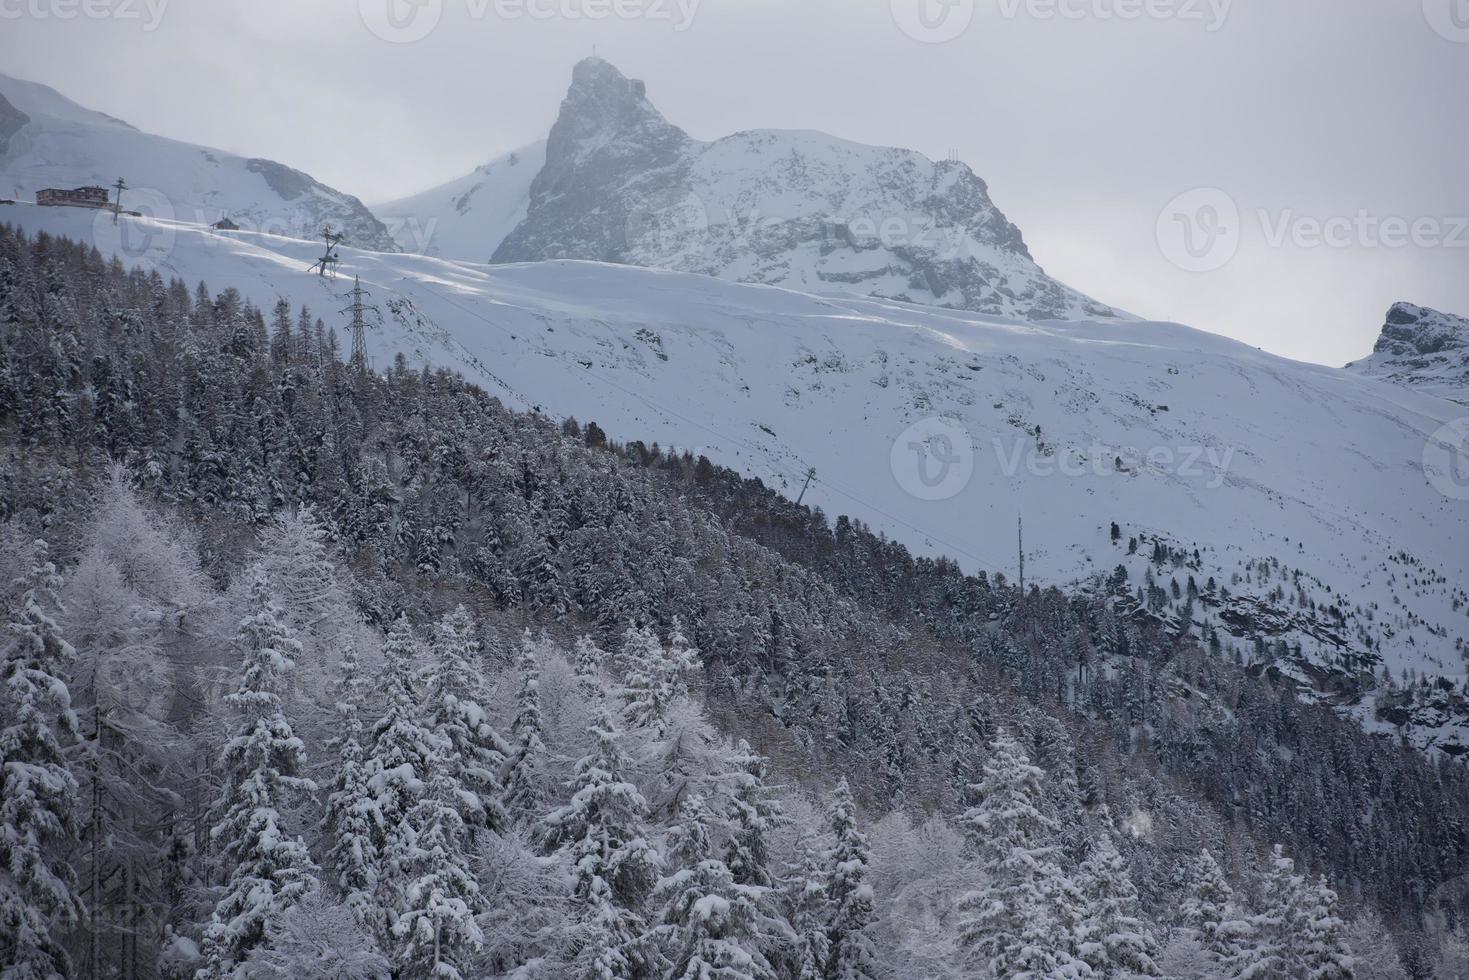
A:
[0,74,397,251]
[1347,302,1469,406]
[402,58,1117,322]
[10,202,1466,752]
[373,141,546,261]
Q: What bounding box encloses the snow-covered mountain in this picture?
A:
[1347,302,1469,406]
[393,58,1119,322]
[0,74,397,251]
[374,141,546,261]
[10,202,1467,751]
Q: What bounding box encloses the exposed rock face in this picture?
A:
[492,58,1118,322]
[243,158,396,251]
[0,93,29,160]
[1348,302,1469,405]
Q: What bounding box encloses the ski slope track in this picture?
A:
[8,202,1468,752]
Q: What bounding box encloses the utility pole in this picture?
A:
[1018,515,1025,594]
[310,227,345,278]
[795,467,817,506]
[341,276,377,373]
[111,177,127,223]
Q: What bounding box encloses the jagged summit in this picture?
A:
[407,58,1119,320]
[1347,302,1469,405]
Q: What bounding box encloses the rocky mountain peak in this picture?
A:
[1348,302,1469,405]
[1376,302,1469,357]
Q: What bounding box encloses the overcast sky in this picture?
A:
[2,0,1465,365]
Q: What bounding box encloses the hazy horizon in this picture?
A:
[2,0,1466,367]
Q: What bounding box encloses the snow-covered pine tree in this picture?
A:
[1297,875,1354,979]
[422,605,509,835]
[0,540,84,980]
[197,566,319,978]
[823,778,878,980]
[1076,825,1160,977]
[956,730,1092,979]
[390,732,485,980]
[721,739,781,890]
[782,830,830,980]
[543,705,663,980]
[368,616,436,932]
[322,637,383,933]
[655,794,775,980]
[619,624,692,737]
[501,629,548,824]
[1178,848,1243,964]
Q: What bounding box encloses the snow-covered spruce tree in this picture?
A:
[390,733,484,980]
[1297,875,1354,980]
[501,629,548,824]
[721,739,781,890]
[322,637,384,934]
[823,779,878,980]
[197,566,319,978]
[367,617,436,934]
[655,794,775,980]
[0,540,84,980]
[1076,825,1160,977]
[422,605,509,835]
[782,831,831,980]
[619,624,690,738]
[543,705,663,980]
[1178,848,1244,964]
[956,731,1092,979]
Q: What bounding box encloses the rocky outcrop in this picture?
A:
[492,58,1119,322]
[0,93,29,159]
[1347,302,1469,405]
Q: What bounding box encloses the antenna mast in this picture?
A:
[111,177,127,224]
[1018,515,1025,594]
[795,467,817,506]
[309,227,345,278]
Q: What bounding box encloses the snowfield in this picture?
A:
[9,202,1467,746]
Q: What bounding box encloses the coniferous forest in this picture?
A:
[5,224,1469,978]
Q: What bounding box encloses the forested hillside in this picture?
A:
[0,223,1463,977]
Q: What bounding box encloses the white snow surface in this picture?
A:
[0,74,397,251]
[7,204,1469,740]
[372,141,546,261]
